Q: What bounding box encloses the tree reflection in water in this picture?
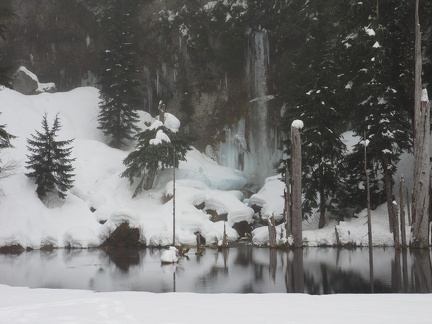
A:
[0,246,431,294]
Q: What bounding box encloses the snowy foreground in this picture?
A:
[0,86,412,248]
[0,285,430,324]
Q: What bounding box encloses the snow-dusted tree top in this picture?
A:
[421,89,429,102]
[291,119,304,129]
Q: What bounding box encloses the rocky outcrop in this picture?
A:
[102,222,143,248]
[12,66,56,95]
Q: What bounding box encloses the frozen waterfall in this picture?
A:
[218,29,282,186]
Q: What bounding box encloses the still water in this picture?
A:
[0,246,431,294]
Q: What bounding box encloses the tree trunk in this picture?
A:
[399,176,407,248]
[291,123,303,248]
[412,0,430,248]
[412,97,430,247]
[268,215,276,248]
[144,170,156,190]
[382,157,394,233]
[318,183,326,229]
[158,101,165,124]
[284,160,292,237]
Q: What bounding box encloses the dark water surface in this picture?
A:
[0,246,431,294]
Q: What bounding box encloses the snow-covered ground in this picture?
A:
[0,86,417,249]
[0,284,431,324]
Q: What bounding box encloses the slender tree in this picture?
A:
[412,0,430,248]
[291,120,303,248]
[281,0,346,227]
[337,1,412,231]
[97,0,141,149]
[26,114,75,200]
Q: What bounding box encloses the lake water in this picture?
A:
[0,246,431,294]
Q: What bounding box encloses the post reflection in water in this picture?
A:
[0,246,431,294]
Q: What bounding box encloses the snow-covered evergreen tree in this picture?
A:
[121,111,192,197]
[281,0,346,227]
[97,0,141,149]
[337,1,412,230]
[25,114,75,200]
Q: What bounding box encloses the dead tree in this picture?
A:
[158,100,166,124]
[284,160,292,237]
[399,176,407,248]
[412,0,430,248]
[291,121,303,248]
[268,214,277,248]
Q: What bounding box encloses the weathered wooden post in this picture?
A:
[291,120,303,248]
[268,214,276,248]
[284,160,292,238]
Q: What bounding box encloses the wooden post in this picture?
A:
[412,0,430,248]
[268,214,276,248]
[284,160,292,237]
[291,120,303,248]
[364,132,373,248]
[399,176,407,248]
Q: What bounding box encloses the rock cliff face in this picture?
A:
[1,0,284,185]
[3,0,101,89]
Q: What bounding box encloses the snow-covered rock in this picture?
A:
[160,246,179,263]
[12,66,56,95]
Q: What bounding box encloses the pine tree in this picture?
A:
[280,0,346,227]
[97,0,141,149]
[121,113,192,197]
[336,1,412,231]
[26,114,75,200]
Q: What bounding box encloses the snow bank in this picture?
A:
[0,87,248,249]
[249,175,285,221]
[0,285,431,323]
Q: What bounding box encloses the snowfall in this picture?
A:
[0,85,431,323]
